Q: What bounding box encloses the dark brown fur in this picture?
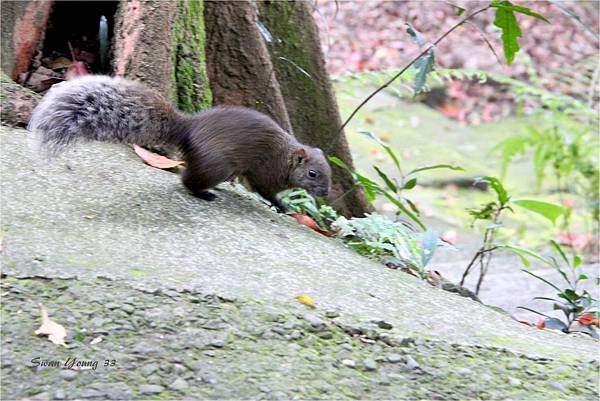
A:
[28,76,332,210]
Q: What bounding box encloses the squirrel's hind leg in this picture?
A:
[181,163,232,202]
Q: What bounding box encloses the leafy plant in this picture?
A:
[280,188,339,230]
[332,213,441,278]
[507,241,599,338]
[329,131,463,230]
[460,176,565,294]
[493,111,599,233]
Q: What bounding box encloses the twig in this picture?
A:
[464,20,502,65]
[337,6,490,134]
[459,245,498,286]
[67,41,77,62]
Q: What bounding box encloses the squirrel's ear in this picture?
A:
[291,148,308,165]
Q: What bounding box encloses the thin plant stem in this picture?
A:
[336,6,490,135]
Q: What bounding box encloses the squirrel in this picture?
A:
[28,75,332,211]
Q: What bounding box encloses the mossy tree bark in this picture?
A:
[204,0,293,133]
[113,0,211,112]
[257,1,369,217]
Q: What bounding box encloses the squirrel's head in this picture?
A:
[288,146,332,198]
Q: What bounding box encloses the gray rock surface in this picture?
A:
[1,127,598,400]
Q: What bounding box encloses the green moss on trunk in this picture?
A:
[172,0,212,112]
[258,1,369,217]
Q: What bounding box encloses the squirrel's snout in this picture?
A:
[314,187,329,198]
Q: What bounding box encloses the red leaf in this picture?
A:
[132,145,185,169]
[437,103,460,119]
[289,213,332,237]
[536,318,545,329]
[578,314,599,327]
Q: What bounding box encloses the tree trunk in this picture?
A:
[257,0,369,217]
[204,0,293,133]
[113,0,211,111]
[0,1,52,81]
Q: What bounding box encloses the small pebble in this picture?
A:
[59,369,78,381]
[548,381,566,393]
[209,340,225,348]
[317,331,333,339]
[387,354,403,363]
[341,359,356,368]
[304,314,326,330]
[121,304,135,314]
[508,377,521,387]
[325,310,339,318]
[139,384,164,394]
[376,320,393,330]
[456,367,472,375]
[363,358,378,371]
[168,377,189,391]
[404,355,419,370]
[507,361,519,370]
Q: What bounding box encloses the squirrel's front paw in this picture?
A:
[193,190,217,201]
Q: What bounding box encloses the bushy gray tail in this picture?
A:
[28,75,174,158]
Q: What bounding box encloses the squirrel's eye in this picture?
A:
[308,170,318,178]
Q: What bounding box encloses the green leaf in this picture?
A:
[414,48,435,93]
[405,23,425,46]
[552,3,598,39]
[420,229,438,267]
[502,244,549,267]
[448,3,466,16]
[549,240,569,265]
[380,191,425,230]
[559,289,580,303]
[360,131,402,173]
[512,199,565,224]
[481,176,509,205]
[491,1,550,23]
[373,166,397,193]
[521,269,562,292]
[407,164,464,176]
[404,197,420,215]
[573,255,582,268]
[492,1,523,64]
[491,135,529,179]
[516,306,552,318]
[355,174,380,203]
[328,156,350,171]
[403,178,417,190]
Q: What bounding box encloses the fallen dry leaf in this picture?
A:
[132,144,185,169]
[49,56,72,70]
[288,213,332,237]
[578,314,600,327]
[536,318,545,330]
[90,336,103,345]
[65,61,90,80]
[295,294,315,308]
[34,304,67,347]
